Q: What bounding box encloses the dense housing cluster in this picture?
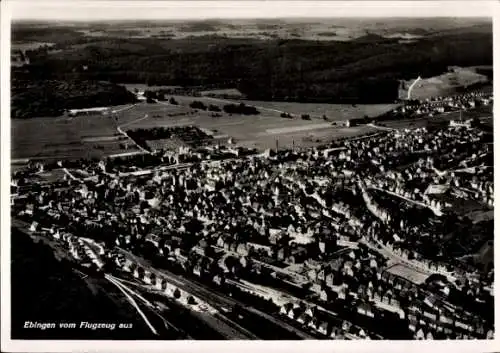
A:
[12,114,493,339]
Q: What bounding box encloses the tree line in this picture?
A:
[12,27,493,110]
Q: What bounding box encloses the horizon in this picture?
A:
[6,1,496,21]
[11,17,493,24]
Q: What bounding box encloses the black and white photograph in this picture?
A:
[1,0,497,350]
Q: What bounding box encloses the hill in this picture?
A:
[10,228,157,339]
[11,79,137,119]
[399,66,490,100]
[12,21,492,107]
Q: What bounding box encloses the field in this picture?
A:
[11,104,143,160]
[236,100,401,120]
[28,18,488,42]
[12,41,54,51]
[399,67,490,100]
[381,104,493,130]
[120,100,381,150]
[119,84,401,121]
[117,83,182,92]
[12,91,493,162]
[12,98,386,161]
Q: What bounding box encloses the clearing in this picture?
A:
[399,67,490,100]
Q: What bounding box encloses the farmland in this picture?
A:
[221,99,401,120]
[11,87,493,161]
[11,99,384,160]
[119,83,401,121]
[399,67,491,100]
[119,99,382,149]
[11,106,141,160]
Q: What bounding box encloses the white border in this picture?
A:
[1,1,499,352]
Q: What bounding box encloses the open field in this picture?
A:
[381,105,493,130]
[12,96,492,161]
[11,107,142,160]
[33,18,488,42]
[117,87,401,123]
[12,100,383,161]
[161,93,401,121]
[235,100,401,120]
[121,101,381,150]
[118,83,183,92]
[35,169,68,183]
[399,67,490,100]
[12,41,54,51]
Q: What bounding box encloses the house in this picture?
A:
[325,271,335,287]
[213,274,225,286]
[320,288,331,302]
[308,317,320,331]
[357,302,376,318]
[317,321,330,336]
[288,307,303,320]
[416,328,425,340]
[307,268,318,281]
[423,295,439,309]
[297,312,312,326]
[236,243,248,256]
[423,309,437,321]
[280,302,294,316]
[408,317,418,332]
[30,221,39,232]
[317,268,326,282]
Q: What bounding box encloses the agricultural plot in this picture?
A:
[12,41,55,51]
[124,102,380,150]
[119,83,183,92]
[399,67,490,100]
[230,100,401,121]
[11,109,140,161]
[11,96,396,161]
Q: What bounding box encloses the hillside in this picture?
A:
[12,20,492,108]
[10,228,156,339]
[399,66,490,100]
[11,79,137,119]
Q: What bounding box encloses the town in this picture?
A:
[11,91,494,340]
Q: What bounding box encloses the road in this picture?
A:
[368,184,443,216]
[116,124,151,154]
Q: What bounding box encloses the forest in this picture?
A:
[11,22,493,118]
[11,79,137,118]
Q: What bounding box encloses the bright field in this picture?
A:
[121,100,380,150]
[118,83,400,121]
[11,104,143,160]
[236,100,401,121]
[12,98,384,161]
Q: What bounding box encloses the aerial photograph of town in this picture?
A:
[6,1,495,343]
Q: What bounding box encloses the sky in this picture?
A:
[7,1,496,21]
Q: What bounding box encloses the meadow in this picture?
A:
[12,99,383,160]
[399,67,490,100]
[11,105,141,160]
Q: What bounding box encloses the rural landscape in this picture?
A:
[9,13,494,342]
